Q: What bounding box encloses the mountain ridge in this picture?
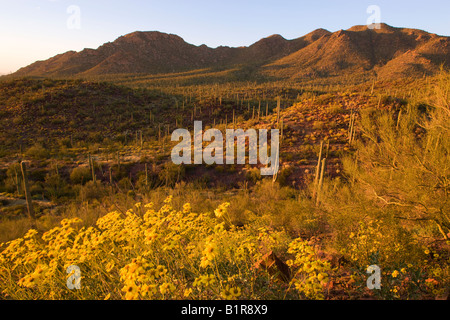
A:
[9,24,450,81]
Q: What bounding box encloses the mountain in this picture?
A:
[11,31,319,78]
[264,23,450,79]
[10,24,450,80]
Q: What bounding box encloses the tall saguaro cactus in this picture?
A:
[14,165,21,195]
[348,111,356,145]
[316,158,326,206]
[20,162,36,228]
[88,153,96,183]
[312,141,324,200]
[277,96,281,125]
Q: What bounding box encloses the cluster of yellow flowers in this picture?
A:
[119,256,171,299]
[17,263,49,288]
[287,238,331,300]
[0,196,334,300]
[221,285,242,300]
[347,220,404,266]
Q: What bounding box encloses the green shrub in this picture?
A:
[25,143,49,159]
[78,181,106,202]
[70,166,91,185]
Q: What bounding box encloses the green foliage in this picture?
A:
[159,162,185,187]
[245,168,262,184]
[78,181,107,202]
[347,91,450,239]
[25,143,49,159]
[70,166,91,185]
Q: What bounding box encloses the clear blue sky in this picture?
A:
[0,0,449,74]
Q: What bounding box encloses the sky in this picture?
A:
[0,0,449,75]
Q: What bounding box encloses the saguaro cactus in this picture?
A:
[20,161,36,228]
[279,117,284,144]
[258,101,261,121]
[277,96,281,125]
[348,111,356,145]
[90,155,96,183]
[312,141,324,200]
[233,109,235,129]
[316,158,326,206]
[109,166,113,185]
[88,153,93,178]
[145,163,149,187]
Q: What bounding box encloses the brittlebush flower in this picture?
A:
[203,242,218,260]
[183,203,192,214]
[200,256,211,269]
[122,282,139,300]
[159,283,175,295]
[184,288,193,297]
[156,265,167,277]
[214,202,230,218]
[164,196,173,204]
[230,287,241,298]
[221,286,233,300]
[221,285,241,300]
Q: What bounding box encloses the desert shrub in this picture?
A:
[27,168,47,182]
[277,166,294,187]
[58,137,72,149]
[44,173,69,201]
[158,162,185,187]
[346,100,450,239]
[327,103,345,115]
[312,121,325,131]
[4,164,22,194]
[117,177,132,191]
[78,181,107,202]
[70,166,91,185]
[320,72,450,298]
[245,168,261,184]
[25,143,49,159]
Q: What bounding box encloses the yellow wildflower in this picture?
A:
[183,203,192,213]
[203,242,218,260]
[159,283,175,295]
[122,282,139,300]
[184,288,193,297]
[200,256,211,269]
[214,202,230,218]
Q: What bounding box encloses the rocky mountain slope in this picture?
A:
[10,24,450,80]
